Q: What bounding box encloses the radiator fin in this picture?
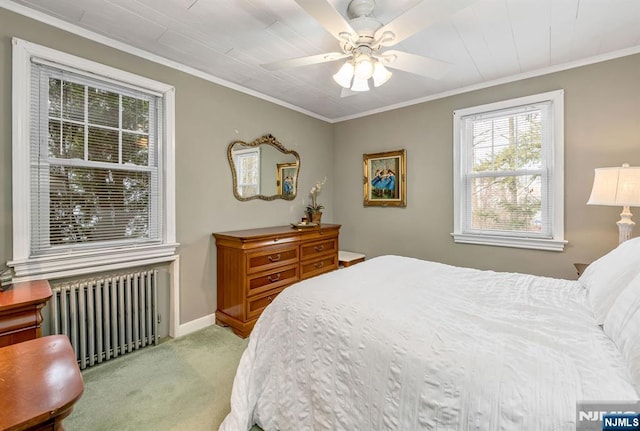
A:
[51,270,159,369]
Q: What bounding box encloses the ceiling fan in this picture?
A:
[262,0,474,94]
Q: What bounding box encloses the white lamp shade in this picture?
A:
[587,164,640,206]
[353,55,374,80]
[333,62,354,89]
[372,62,392,87]
[350,76,369,92]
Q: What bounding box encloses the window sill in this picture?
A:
[451,233,567,252]
[8,243,180,281]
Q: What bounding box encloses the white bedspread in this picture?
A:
[219,255,639,431]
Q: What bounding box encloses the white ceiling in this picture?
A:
[4,0,640,122]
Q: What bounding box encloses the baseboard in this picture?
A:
[174,313,216,338]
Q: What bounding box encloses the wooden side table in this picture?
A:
[338,250,366,267]
[0,335,84,431]
[0,280,52,347]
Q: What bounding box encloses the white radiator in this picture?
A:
[50,270,159,369]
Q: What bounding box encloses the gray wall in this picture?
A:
[333,54,640,279]
[0,9,333,326]
[2,7,640,329]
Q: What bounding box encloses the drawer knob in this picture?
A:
[268,253,281,262]
[314,245,324,252]
[267,273,281,282]
[314,261,324,269]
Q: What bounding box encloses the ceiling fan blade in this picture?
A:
[295,0,357,42]
[262,52,349,71]
[375,0,475,47]
[378,50,449,80]
[340,87,359,98]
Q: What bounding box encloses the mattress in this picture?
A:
[219,255,639,430]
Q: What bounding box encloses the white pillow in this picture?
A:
[579,236,640,324]
[603,272,640,389]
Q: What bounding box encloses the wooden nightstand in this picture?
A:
[0,280,52,348]
[338,251,366,267]
[574,263,590,277]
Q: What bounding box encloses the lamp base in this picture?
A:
[616,205,635,244]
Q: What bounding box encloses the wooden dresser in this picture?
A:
[213,224,340,337]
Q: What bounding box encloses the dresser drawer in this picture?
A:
[246,287,284,320]
[247,264,298,297]
[299,228,338,242]
[300,254,338,280]
[300,237,337,260]
[247,245,298,274]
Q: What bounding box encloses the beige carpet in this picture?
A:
[64,324,260,431]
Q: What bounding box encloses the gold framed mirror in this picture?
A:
[228,134,300,201]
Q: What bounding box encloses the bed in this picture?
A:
[220,243,640,430]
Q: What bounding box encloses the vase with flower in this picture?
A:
[306,178,326,224]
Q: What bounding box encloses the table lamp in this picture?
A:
[587,163,640,243]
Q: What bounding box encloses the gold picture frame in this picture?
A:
[363,149,406,207]
[276,162,297,197]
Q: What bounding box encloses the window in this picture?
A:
[10,39,177,279]
[452,90,566,251]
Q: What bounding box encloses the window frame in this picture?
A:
[452,90,566,252]
[10,38,178,280]
[232,146,261,197]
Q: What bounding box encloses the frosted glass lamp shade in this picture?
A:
[350,76,369,92]
[353,55,374,80]
[372,62,392,87]
[333,62,354,89]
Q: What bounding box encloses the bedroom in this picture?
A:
[0,0,639,430]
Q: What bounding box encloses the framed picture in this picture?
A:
[363,149,406,207]
[276,162,297,197]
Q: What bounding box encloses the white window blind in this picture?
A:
[463,104,549,237]
[452,91,566,251]
[29,62,163,256]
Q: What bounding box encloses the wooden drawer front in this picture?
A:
[247,245,299,274]
[247,264,298,297]
[247,287,284,320]
[300,254,338,280]
[301,238,337,260]
[299,228,338,242]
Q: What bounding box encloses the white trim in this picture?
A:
[175,313,216,338]
[450,233,567,252]
[8,244,179,279]
[2,0,639,124]
[11,37,31,262]
[333,46,640,123]
[452,90,565,252]
[169,256,180,338]
[0,1,331,123]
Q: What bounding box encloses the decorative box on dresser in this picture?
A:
[213,224,340,337]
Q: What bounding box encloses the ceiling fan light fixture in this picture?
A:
[333,62,355,88]
[372,61,392,87]
[351,76,370,92]
[353,54,375,80]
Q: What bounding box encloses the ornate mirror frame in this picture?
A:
[227,134,301,201]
